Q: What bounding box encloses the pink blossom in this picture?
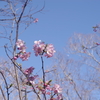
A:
[28,75,38,81]
[29,80,35,85]
[27,75,38,85]
[52,84,62,94]
[34,18,38,23]
[33,40,46,56]
[24,67,34,76]
[36,80,52,94]
[19,52,31,61]
[16,39,25,48]
[33,40,56,58]
[15,39,31,61]
[16,39,26,52]
[18,45,26,52]
[13,56,18,60]
[44,44,56,58]
[13,54,20,60]
[45,85,52,91]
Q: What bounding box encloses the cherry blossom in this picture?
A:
[24,67,34,76]
[34,18,38,23]
[33,40,46,56]
[19,52,31,61]
[13,56,18,60]
[14,39,31,61]
[44,44,56,58]
[27,75,38,85]
[13,53,20,60]
[18,45,26,52]
[16,39,24,47]
[33,40,56,58]
[28,75,38,81]
[16,39,26,52]
[52,84,62,94]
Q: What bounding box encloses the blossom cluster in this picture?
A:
[13,39,31,61]
[23,67,62,100]
[33,40,56,58]
[24,67,34,76]
[36,80,63,100]
[24,67,38,85]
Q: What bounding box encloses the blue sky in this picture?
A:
[0,0,100,73]
[23,0,100,50]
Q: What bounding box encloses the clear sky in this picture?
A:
[0,0,100,73]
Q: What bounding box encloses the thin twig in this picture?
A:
[0,71,9,100]
[0,85,6,100]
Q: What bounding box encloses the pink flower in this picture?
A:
[45,85,52,91]
[16,39,26,52]
[13,54,20,60]
[44,44,56,58]
[13,56,18,60]
[15,39,31,61]
[28,75,38,81]
[16,39,25,48]
[19,52,31,61]
[33,40,56,58]
[27,75,38,85]
[18,45,26,52]
[24,67,34,76]
[33,40,46,56]
[34,18,38,23]
[52,84,62,94]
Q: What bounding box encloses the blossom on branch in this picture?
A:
[19,52,31,61]
[33,40,46,56]
[18,45,26,52]
[33,40,56,58]
[27,75,38,85]
[36,80,62,99]
[52,84,62,94]
[34,18,38,23]
[24,67,34,76]
[14,39,31,61]
[23,67,38,86]
[13,56,18,60]
[16,39,26,52]
[44,44,56,58]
